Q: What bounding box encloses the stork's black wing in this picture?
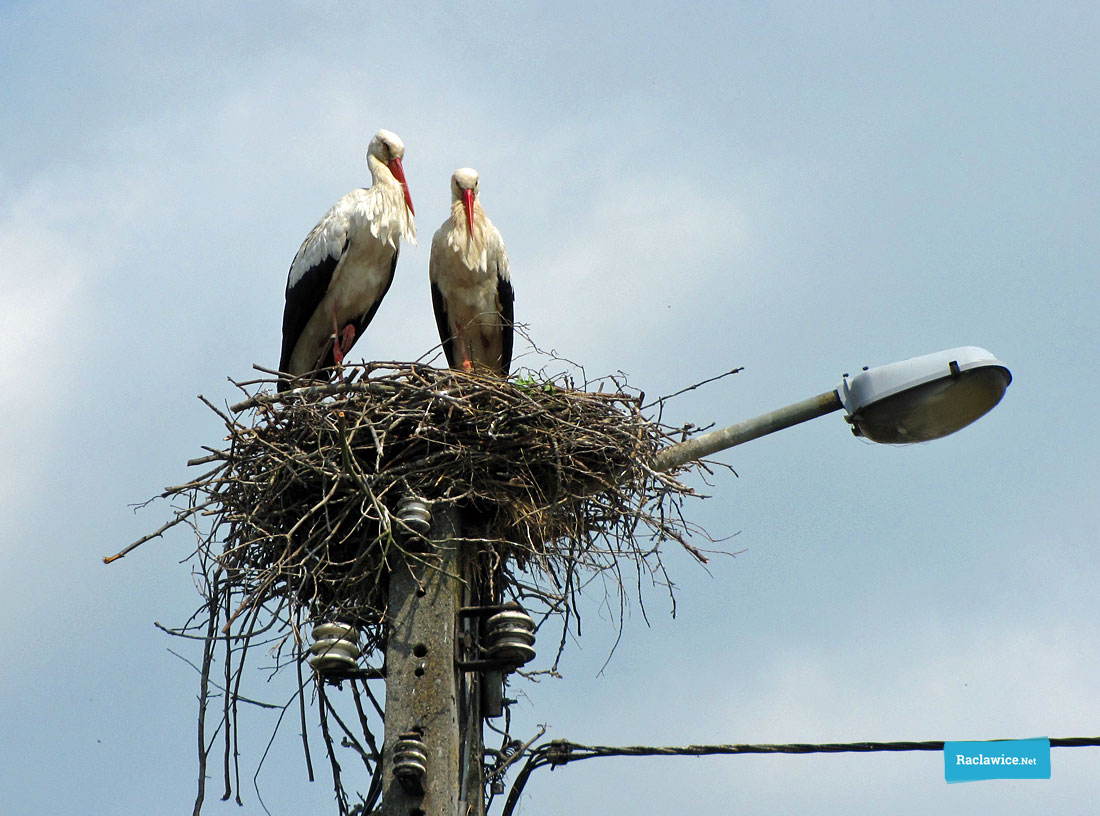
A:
[278,240,345,391]
[498,274,515,376]
[431,279,457,369]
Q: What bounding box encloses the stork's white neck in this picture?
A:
[445,199,491,273]
[366,154,417,246]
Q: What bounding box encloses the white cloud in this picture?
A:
[0,190,91,509]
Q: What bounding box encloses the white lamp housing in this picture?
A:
[838,346,1012,444]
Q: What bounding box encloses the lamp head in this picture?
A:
[838,347,1011,444]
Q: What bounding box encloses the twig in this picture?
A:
[642,366,744,409]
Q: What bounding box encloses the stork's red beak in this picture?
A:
[462,188,475,235]
[388,157,414,215]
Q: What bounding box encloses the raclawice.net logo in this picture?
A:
[944,738,1051,783]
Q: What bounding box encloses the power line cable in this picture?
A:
[501,736,1100,815]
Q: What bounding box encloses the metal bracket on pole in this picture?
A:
[456,604,536,722]
[455,603,537,672]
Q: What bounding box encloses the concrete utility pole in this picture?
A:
[381,507,484,816]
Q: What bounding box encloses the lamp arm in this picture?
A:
[652,390,844,472]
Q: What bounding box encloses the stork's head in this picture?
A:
[368,129,414,215]
[451,167,479,235]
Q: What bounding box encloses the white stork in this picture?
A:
[429,168,514,375]
[278,129,416,391]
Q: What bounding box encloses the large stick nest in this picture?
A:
[117,360,727,813]
[144,363,716,638]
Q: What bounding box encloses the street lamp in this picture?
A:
[839,346,1011,443]
[653,346,1011,471]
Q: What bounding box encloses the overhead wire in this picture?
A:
[500,736,1100,816]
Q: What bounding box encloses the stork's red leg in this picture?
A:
[456,322,473,371]
[330,309,357,365]
[331,308,357,384]
[338,324,356,360]
[331,308,344,366]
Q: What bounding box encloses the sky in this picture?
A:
[2,1,1098,813]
